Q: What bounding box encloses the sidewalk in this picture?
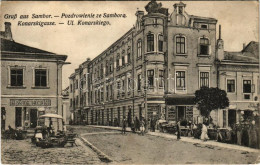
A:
[87,125,259,153]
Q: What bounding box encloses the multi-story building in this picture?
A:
[217,41,259,128]
[1,22,68,130]
[68,1,259,127]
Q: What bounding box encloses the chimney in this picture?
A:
[216,24,224,61]
[243,43,246,49]
[219,25,221,40]
[4,22,13,41]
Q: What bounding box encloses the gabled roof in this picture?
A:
[242,41,259,59]
[1,38,55,54]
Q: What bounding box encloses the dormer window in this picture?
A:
[201,24,208,29]
[179,7,183,14]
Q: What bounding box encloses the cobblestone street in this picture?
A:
[77,126,259,164]
[1,138,101,164]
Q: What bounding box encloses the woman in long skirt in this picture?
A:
[200,122,209,141]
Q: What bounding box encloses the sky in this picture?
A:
[0,1,259,89]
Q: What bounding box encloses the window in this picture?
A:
[70,84,73,92]
[35,69,47,87]
[201,24,208,29]
[147,33,154,52]
[10,69,23,86]
[137,39,142,58]
[100,64,103,78]
[179,7,183,14]
[243,80,251,93]
[127,47,131,64]
[200,72,209,87]
[101,88,104,102]
[138,74,141,91]
[227,79,235,93]
[199,38,210,55]
[159,70,164,87]
[116,55,120,68]
[122,56,125,66]
[106,85,109,101]
[122,79,125,96]
[110,58,113,73]
[117,81,121,98]
[147,70,154,87]
[75,80,78,89]
[128,77,131,92]
[176,71,185,89]
[110,84,113,99]
[176,36,185,54]
[158,34,163,52]
[106,61,109,75]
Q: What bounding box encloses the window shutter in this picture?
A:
[125,55,128,64]
[119,58,122,66]
[114,61,116,68]
[185,37,188,54]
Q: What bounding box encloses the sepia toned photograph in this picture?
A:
[0,0,259,164]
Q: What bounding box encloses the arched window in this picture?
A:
[137,39,142,58]
[147,33,154,52]
[176,36,186,54]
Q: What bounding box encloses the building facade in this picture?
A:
[68,1,259,127]
[217,41,259,128]
[1,22,68,130]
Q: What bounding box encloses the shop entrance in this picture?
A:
[30,109,38,128]
[15,107,22,128]
[228,110,236,127]
[177,106,186,121]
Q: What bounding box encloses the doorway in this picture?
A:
[15,107,22,128]
[177,106,186,121]
[1,107,6,130]
[30,109,38,128]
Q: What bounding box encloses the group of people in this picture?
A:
[122,116,146,135]
[175,120,209,141]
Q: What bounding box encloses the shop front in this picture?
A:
[1,98,58,130]
[165,96,195,123]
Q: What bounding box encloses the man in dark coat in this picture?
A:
[176,120,181,140]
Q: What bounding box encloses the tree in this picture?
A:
[194,87,229,117]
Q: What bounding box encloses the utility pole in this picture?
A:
[143,54,148,132]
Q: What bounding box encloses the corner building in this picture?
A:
[69,1,238,126]
[1,22,68,130]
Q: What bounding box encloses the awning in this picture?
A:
[165,95,195,105]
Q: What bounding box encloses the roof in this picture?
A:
[223,41,259,63]
[1,38,55,54]
[242,41,259,59]
[189,15,217,22]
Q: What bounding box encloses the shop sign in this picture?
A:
[10,99,51,106]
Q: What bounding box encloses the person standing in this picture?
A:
[200,122,209,141]
[131,118,135,133]
[176,120,181,140]
[135,116,140,132]
[140,118,145,136]
[122,116,127,134]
